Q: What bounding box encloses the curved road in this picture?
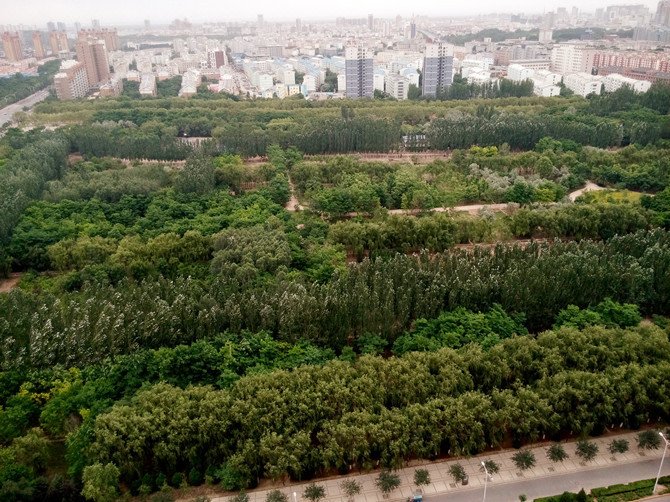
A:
[0,89,50,128]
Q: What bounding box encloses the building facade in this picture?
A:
[2,32,24,62]
[422,43,454,98]
[76,37,111,87]
[54,60,89,100]
[345,46,373,98]
[32,32,46,59]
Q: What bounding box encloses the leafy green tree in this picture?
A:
[81,463,120,502]
[512,450,536,471]
[175,154,216,194]
[638,430,662,450]
[304,482,326,502]
[547,444,569,463]
[575,440,598,462]
[376,470,401,498]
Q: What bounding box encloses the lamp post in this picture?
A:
[654,432,670,494]
[293,492,297,502]
[481,461,490,502]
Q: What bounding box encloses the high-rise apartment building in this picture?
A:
[345,46,374,98]
[2,32,24,62]
[54,60,89,100]
[368,14,374,31]
[257,14,264,30]
[657,1,670,26]
[32,32,46,59]
[296,18,302,33]
[78,29,119,52]
[550,44,590,74]
[76,37,110,87]
[422,43,454,98]
[49,31,69,56]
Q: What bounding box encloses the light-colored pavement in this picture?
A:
[205,432,669,502]
[0,89,50,128]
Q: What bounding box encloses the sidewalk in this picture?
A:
[208,431,665,502]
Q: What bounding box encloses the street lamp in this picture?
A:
[654,432,670,494]
[481,461,490,502]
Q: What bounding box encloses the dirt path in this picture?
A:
[0,273,21,293]
[568,181,605,201]
[285,178,305,212]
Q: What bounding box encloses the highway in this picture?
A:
[430,456,670,501]
[0,88,50,128]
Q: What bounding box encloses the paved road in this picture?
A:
[430,457,670,502]
[0,89,49,127]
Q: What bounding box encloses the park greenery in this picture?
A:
[0,60,60,107]
[1,87,670,501]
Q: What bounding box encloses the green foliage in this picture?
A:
[637,430,661,450]
[231,490,250,502]
[448,463,467,483]
[170,472,185,488]
[0,60,60,106]
[394,304,527,354]
[609,439,629,455]
[303,482,326,502]
[414,468,430,486]
[547,443,569,463]
[188,467,203,486]
[376,470,401,496]
[266,490,289,502]
[81,463,120,502]
[340,480,361,500]
[175,154,216,194]
[575,440,599,462]
[480,459,500,474]
[554,300,642,330]
[512,450,536,471]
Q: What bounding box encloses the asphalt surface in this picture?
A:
[0,89,49,127]
[430,456,670,502]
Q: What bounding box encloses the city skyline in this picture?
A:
[2,0,664,26]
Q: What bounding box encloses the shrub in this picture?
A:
[414,468,431,487]
[376,470,401,497]
[575,440,599,462]
[188,467,203,486]
[448,463,467,483]
[547,444,568,462]
[304,483,326,502]
[512,450,536,471]
[231,491,249,502]
[638,430,662,450]
[480,460,500,474]
[155,473,167,489]
[340,480,361,501]
[609,439,629,455]
[266,490,288,502]
[170,472,185,488]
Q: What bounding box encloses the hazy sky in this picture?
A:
[4,0,662,26]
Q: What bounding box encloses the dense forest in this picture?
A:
[2,86,670,501]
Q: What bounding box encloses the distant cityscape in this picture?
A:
[1,1,670,101]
